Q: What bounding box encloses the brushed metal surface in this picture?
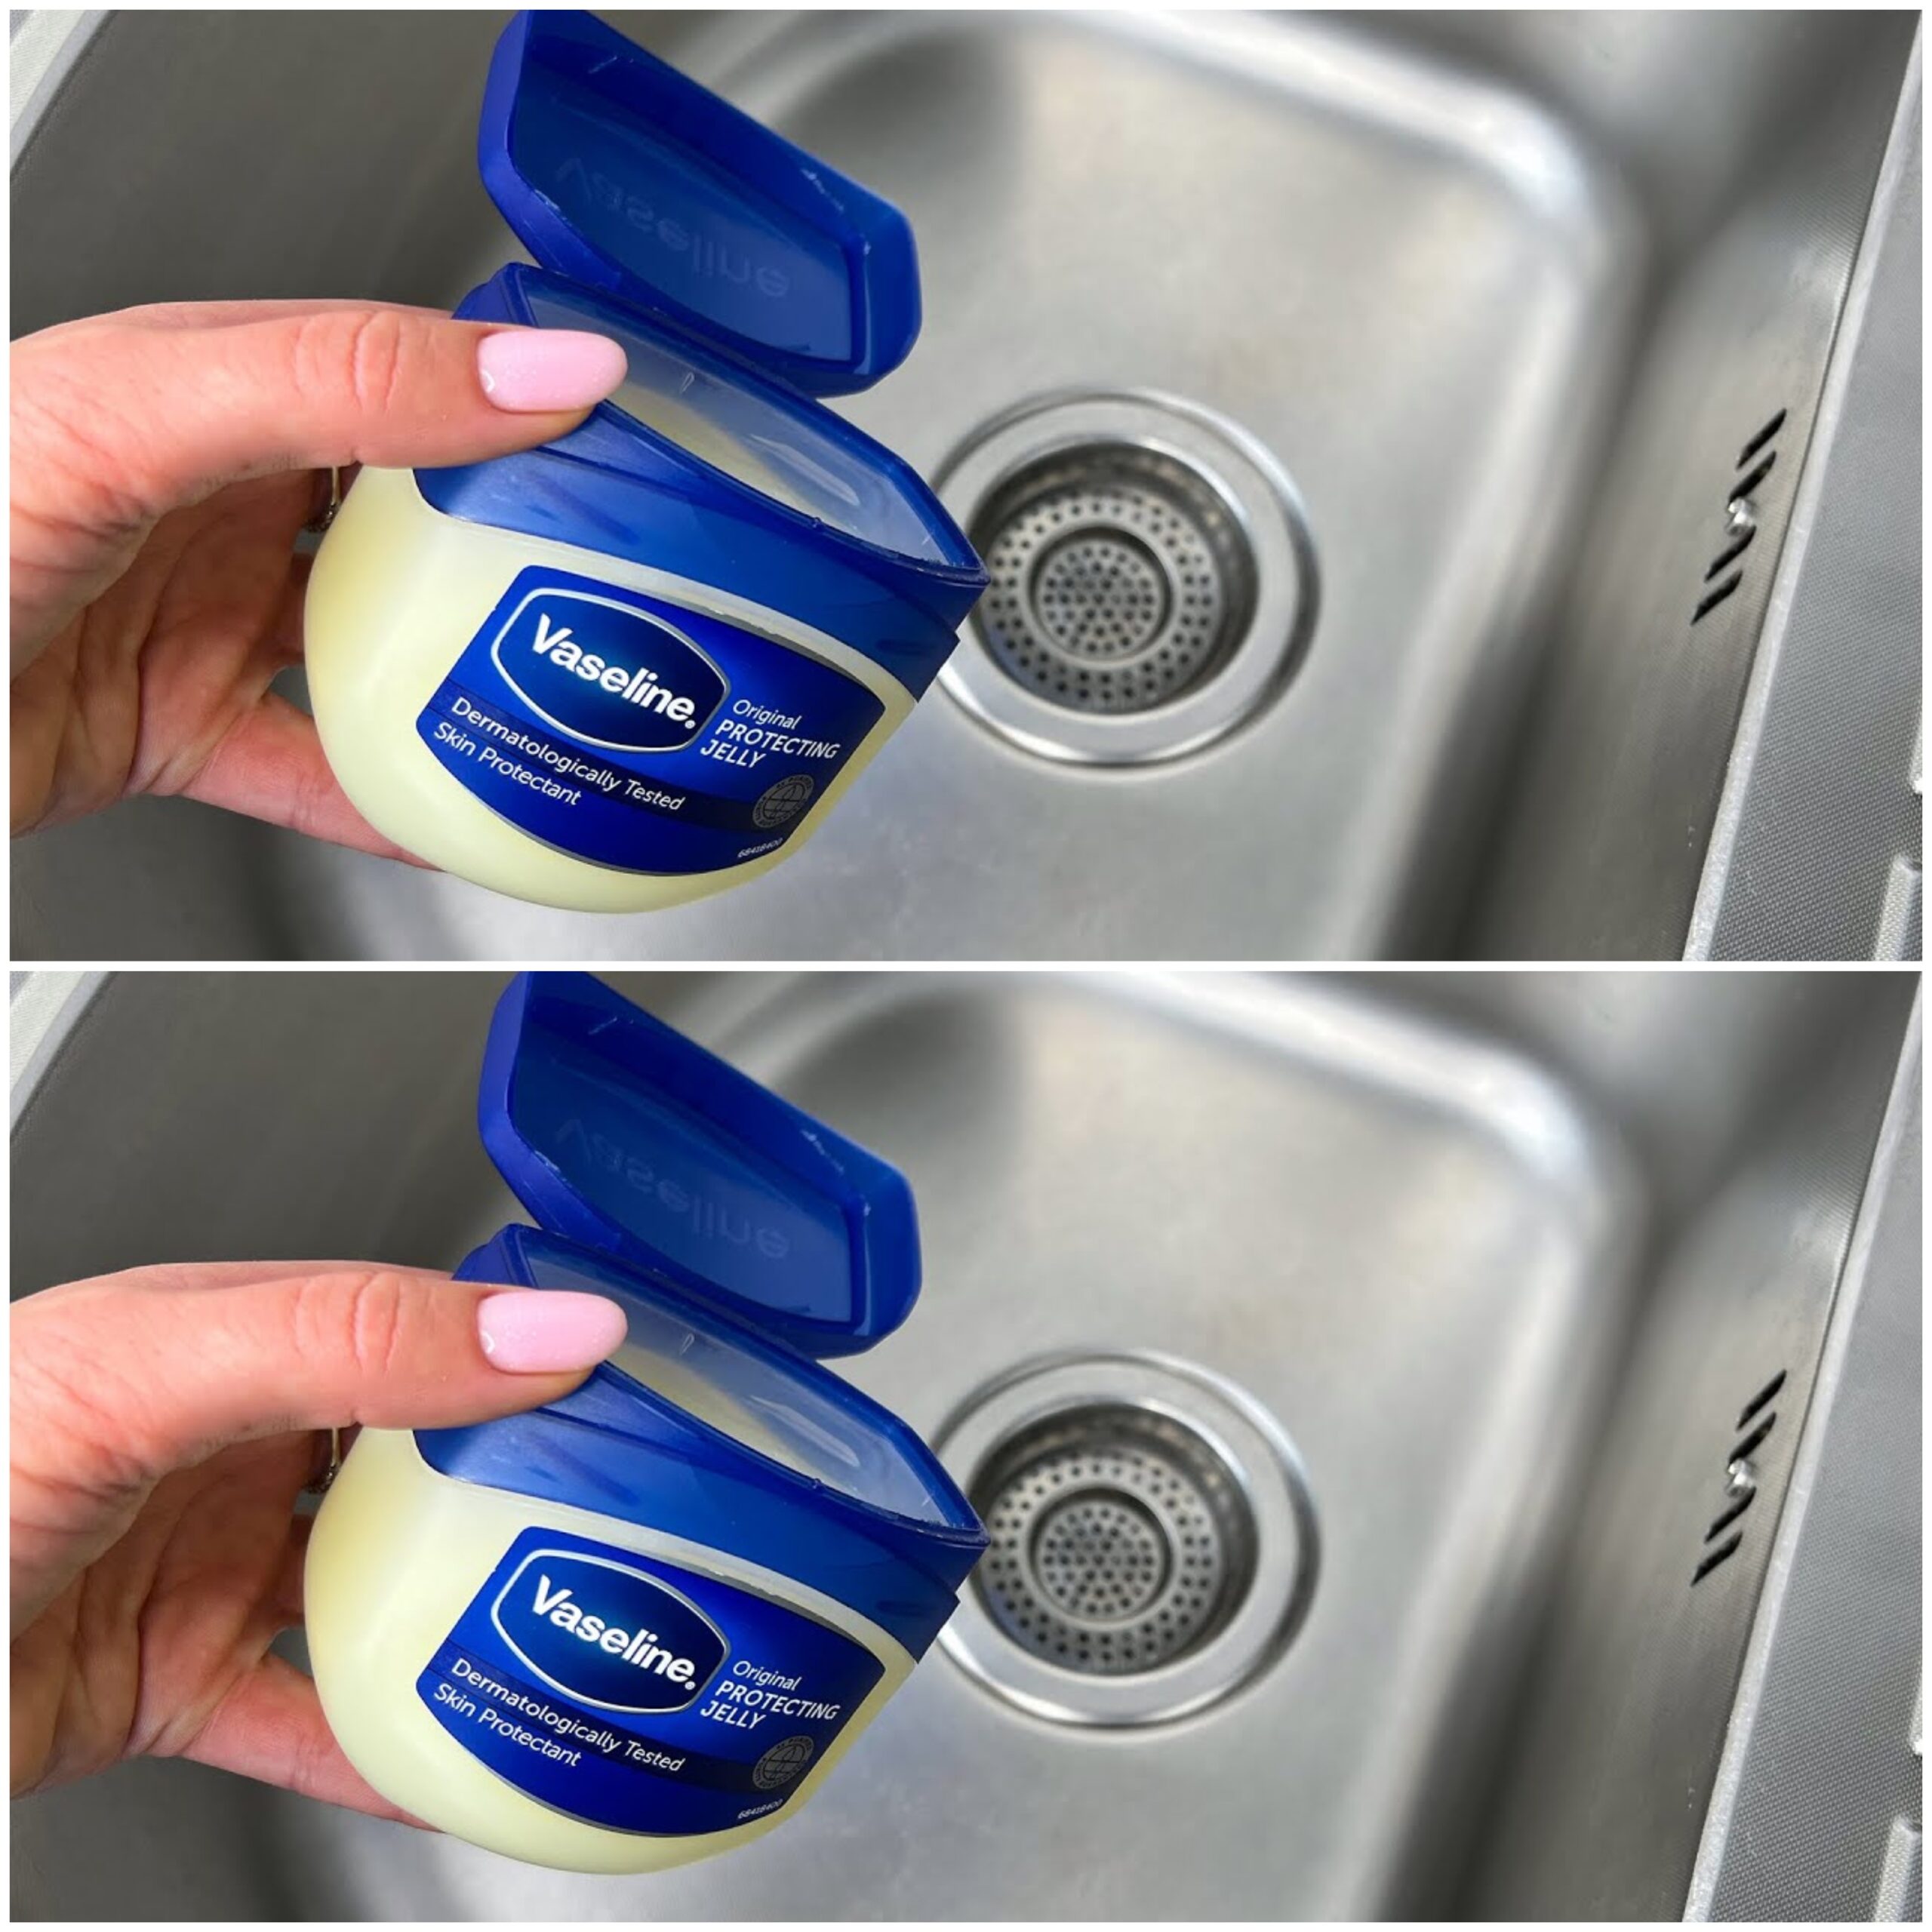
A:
[1467,15,1918,958]
[9,968,1916,1918]
[1462,978,1918,1916]
[8,11,1915,959]
[1685,46,1924,961]
[1685,1006,1922,1919]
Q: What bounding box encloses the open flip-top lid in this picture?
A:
[478,9,923,397]
[477,972,921,1358]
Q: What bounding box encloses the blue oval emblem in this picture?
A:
[491,587,728,754]
[490,1548,728,1713]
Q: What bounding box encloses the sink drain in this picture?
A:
[974,446,1257,714]
[937,394,1315,764]
[974,1404,1255,1675]
[936,1354,1317,1726]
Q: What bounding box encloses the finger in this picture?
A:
[183,1655,430,1827]
[38,298,455,339]
[67,1260,446,1295]
[272,1514,315,1629]
[11,1267,629,1497]
[262,552,315,667]
[180,693,432,866]
[14,306,628,503]
[11,306,627,634]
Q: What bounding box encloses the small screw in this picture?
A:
[1725,1457,1758,1497]
[1725,497,1758,538]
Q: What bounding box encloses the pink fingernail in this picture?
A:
[477,1291,629,1373]
[476,330,627,413]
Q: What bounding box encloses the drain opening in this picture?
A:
[970,445,1258,716]
[936,394,1315,764]
[937,1354,1316,1725]
[971,1403,1257,1676]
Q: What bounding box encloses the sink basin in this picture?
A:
[10,967,1916,1915]
[8,10,1918,960]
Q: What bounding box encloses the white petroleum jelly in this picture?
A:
[303,466,915,912]
[306,1425,912,1875]
[606,1340,814,1475]
[608,379,820,518]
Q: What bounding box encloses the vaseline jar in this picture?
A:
[304,11,986,911]
[305,973,986,1872]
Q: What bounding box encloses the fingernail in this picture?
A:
[476,329,627,413]
[477,1291,628,1373]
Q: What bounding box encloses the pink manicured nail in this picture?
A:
[477,329,628,413]
[477,1291,629,1373]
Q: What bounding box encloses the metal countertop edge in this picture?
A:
[1684,29,1924,961]
[1682,987,1924,1916]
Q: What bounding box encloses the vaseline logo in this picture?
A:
[490,589,728,754]
[491,1549,728,1714]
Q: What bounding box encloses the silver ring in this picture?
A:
[303,1426,343,1497]
[302,467,343,537]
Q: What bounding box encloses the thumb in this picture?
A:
[11,302,626,654]
[16,301,628,514]
[11,1264,629,1502]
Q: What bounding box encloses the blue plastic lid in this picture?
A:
[425,1223,984,1655]
[479,10,921,398]
[478,972,921,1358]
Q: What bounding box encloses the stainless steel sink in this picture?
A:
[10,968,1917,1916]
[8,11,1920,961]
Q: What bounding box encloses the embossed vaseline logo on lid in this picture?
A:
[553,157,795,300]
[552,1113,795,1264]
[490,1548,728,1714]
[489,589,729,754]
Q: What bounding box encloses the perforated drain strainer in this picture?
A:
[974,1404,1253,1675]
[936,1354,1318,1727]
[936,393,1316,765]
[971,447,1257,715]
[1033,1492,1168,1618]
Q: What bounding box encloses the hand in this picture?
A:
[10,1262,627,1820]
[11,301,626,856]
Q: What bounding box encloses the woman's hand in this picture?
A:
[10,1262,627,1820]
[11,301,625,856]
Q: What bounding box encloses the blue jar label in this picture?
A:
[417,567,886,875]
[418,1526,887,1838]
